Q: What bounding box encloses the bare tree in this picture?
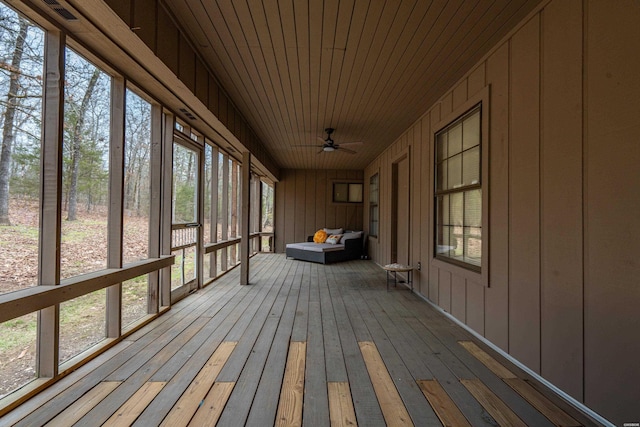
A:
[66,68,100,221]
[0,18,28,225]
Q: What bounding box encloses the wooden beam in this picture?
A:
[37,28,65,378]
[160,111,174,307]
[209,145,219,278]
[240,151,251,285]
[148,102,163,312]
[0,256,174,323]
[328,382,357,427]
[417,379,471,427]
[221,152,229,271]
[107,75,125,338]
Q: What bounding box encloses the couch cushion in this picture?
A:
[313,229,328,243]
[286,242,345,252]
[323,227,343,235]
[340,231,363,243]
[326,234,343,244]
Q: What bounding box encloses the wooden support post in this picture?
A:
[106,76,125,338]
[148,103,162,312]
[210,146,219,278]
[160,112,174,307]
[240,152,251,285]
[221,153,229,271]
[37,29,65,377]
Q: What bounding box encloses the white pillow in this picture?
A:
[326,234,343,244]
[324,227,343,235]
[340,231,363,243]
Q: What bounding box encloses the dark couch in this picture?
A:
[285,232,363,264]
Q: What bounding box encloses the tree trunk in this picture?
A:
[67,68,100,221]
[0,19,30,226]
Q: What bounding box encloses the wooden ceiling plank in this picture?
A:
[214,0,290,148]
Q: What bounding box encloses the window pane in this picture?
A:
[61,49,111,279]
[203,144,213,244]
[0,312,37,397]
[464,227,482,266]
[436,132,447,162]
[348,183,363,202]
[59,289,106,365]
[0,5,44,295]
[463,110,480,150]
[122,274,148,329]
[172,144,197,224]
[334,183,348,202]
[436,160,447,191]
[261,181,274,233]
[123,90,151,264]
[217,152,224,241]
[450,192,463,227]
[462,146,480,186]
[448,154,462,189]
[466,189,482,227]
[447,123,462,156]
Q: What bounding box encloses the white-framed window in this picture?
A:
[434,104,482,271]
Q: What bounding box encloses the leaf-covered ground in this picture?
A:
[0,198,149,398]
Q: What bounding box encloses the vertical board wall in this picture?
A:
[275,169,364,252]
[363,1,640,425]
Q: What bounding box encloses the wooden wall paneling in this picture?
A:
[315,170,327,229]
[440,93,453,117]
[218,92,228,126]
[133,0,156,51]
[325,170,337,229]
[508,16,541,373]
[294,170,307,243]
[305,170,317,234]
[452,79,468,110]
[208,77,219,117]
[178,34,196,93]
[438,269,452,313]
[156,4,178,76]
[104,0,131,26]
[466,282,485,335]
[484,42,510,351]
[539,0,583,400]
[451,276,466,322]
[275,176,286,252]
[584,1,640,423]
[468,64,486,98]
[428,106,441,303]
[420,116,431,297]
[195,59,208,106]
[411,125,422,289]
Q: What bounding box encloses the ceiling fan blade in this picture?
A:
[337,141,363,147]
[338,147,357,154]
[317,136,327,142]
[317,149,324,154]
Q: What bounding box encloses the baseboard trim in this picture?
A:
[414,292,614,427]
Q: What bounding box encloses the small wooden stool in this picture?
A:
[382,263,414,291]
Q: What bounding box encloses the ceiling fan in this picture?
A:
[295,128,363,154]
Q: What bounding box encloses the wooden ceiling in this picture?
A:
[165,0,542,170]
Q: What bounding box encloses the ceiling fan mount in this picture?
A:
[294,128,363,154]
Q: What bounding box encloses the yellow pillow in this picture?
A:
[313,229,328,243]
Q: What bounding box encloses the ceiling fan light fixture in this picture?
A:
[323,145,336,152]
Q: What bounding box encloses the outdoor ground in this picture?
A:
[0,198,149,398]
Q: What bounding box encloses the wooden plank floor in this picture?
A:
[1,254,601,426]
